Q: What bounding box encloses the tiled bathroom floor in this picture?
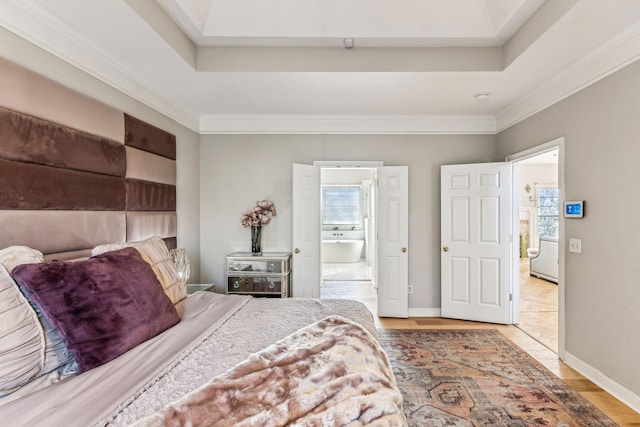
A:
[320,261,376,316]
[321,261,372,281]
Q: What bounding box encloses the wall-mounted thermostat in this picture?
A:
[564,201,584,218]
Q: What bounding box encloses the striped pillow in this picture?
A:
[92,236,186,304]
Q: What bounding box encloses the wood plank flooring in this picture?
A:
[518,259,559,353]
[320,267,640,426]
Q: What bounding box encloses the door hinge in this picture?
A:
[509,293,513,302]
[509,234,513,243]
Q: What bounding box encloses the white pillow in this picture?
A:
[92,236,186,304]
[0,246,45,395]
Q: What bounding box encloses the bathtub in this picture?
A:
[322,240,364,263]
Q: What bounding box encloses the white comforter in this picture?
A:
[0,293,378,427]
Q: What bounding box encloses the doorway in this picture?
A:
[319,167,377,315]
[508,140,562,355]
[439,138,564,354]
[293,162,408,318]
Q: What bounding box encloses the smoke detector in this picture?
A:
[474,92,490,102]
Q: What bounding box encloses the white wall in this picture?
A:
[200,134,498,311]
[0,28,202,282]
[497,59,640,400]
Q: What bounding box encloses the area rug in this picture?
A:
[377,329,617,426]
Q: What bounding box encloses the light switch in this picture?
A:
[569,238,582,254]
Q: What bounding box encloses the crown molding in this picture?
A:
[199,114,497,135]
[497,20,640,132]
[0,0,200,132]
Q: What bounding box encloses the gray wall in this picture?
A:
[200,134,497,310]
[497,60,640,395]
[0,28,202,282]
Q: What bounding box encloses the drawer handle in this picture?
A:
[233,281,239,289]
[268,281,275,289]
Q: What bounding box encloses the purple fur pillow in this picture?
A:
[11,247,180,372]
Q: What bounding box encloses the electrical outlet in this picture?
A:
[408,285,414,294]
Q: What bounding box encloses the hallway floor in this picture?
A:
[518,258,559,353]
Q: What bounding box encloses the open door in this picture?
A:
[441,163,513,324]
[377,166,409,318]
[292,164,320,298]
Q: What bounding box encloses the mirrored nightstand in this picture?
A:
[225,252,291,298]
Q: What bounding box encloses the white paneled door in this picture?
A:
[377,166,409,318]
[292,164,320,298]
[441,163,513,324]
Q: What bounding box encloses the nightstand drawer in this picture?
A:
[227,276,253,293]
[227,276,283,294]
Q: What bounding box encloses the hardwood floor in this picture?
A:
[320,269,640,426]
[518,259,559,353]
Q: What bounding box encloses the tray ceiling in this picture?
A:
[1,0,640,134]
[157,0,544,47]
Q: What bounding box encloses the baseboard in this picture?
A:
[564,351,640,413]
[408,308,441,317]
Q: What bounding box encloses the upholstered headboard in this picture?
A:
[0,58,177,260]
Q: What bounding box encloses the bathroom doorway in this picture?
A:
[319,167,377,315]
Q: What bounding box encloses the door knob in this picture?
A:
[443,246,449,252]
[294,248,300,254]
[401,247,407,253]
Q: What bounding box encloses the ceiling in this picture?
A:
[1,0,640,134]
[520,149,558,165]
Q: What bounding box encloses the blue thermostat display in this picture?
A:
[564,201,584,218]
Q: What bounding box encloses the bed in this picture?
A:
[0,58,405,426]
[0,239,404,426]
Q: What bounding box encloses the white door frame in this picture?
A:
[314,161,384,294]
[506,137,565,360]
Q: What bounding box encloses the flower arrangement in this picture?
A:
[240,200,277,227]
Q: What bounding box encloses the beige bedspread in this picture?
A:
[0,293,384,426]
[133,316,405,427]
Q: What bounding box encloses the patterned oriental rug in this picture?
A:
[377,329,617,427]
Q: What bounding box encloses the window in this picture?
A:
[322,186,361,225]
[537,186,559,238]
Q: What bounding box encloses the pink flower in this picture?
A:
[240,200,276,227]
[257,200,273,210]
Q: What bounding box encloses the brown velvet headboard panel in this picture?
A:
[0,58,177,259]
[123,114,177,249]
